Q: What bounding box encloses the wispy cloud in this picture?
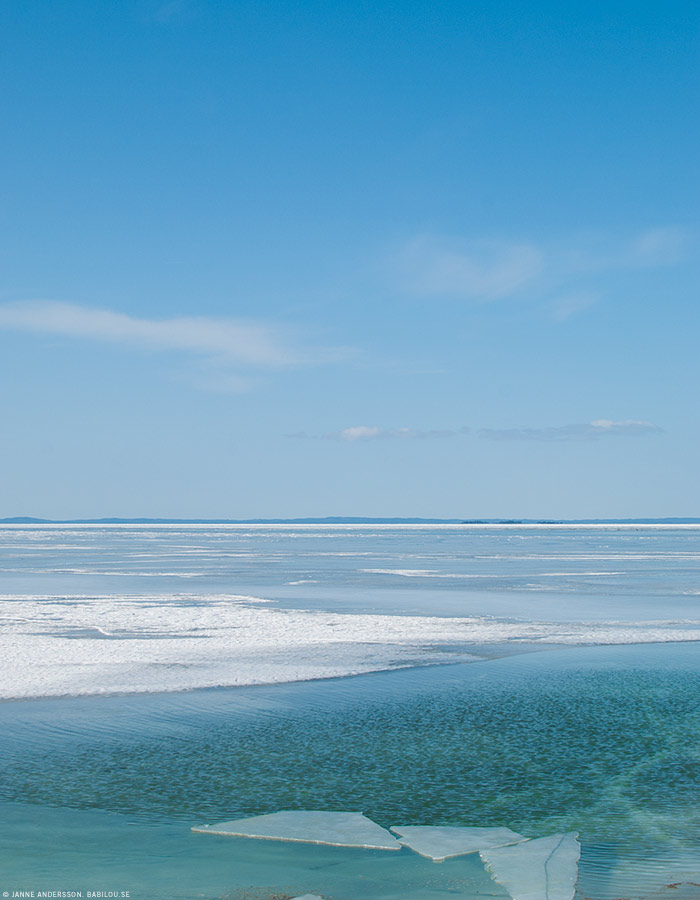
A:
[621,227,689,268]
[478,420,663,442]
[0,301,299,366]
[0,300,356,393]
[292,419,662,444]
[393,236,543,300]
[390,227,691,315]
[552,227,691,277]
[291,425,471,441]
[551,292,600,322]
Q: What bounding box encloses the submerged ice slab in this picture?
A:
[192,810,401,850]
[390,824,528,862]
[480,832,580,900]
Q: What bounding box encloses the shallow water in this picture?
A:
[1,644,700,898]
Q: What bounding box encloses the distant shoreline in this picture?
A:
[2,516,700,525]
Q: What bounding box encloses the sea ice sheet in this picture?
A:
[480,832,580,900]
[192,810,401,850]
[390,824,528,862]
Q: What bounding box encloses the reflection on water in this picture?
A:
[1,643,699,898]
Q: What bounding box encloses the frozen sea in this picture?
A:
[0,524,699,899]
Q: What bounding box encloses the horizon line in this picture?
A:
[2,516,700,526]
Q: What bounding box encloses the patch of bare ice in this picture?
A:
[480,832,580,900]
[192,810,401,850]
[390,824,527,861]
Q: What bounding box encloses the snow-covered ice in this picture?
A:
[390,824,528,861]
[2,589,699,698]
[0,592,488,698]
[192,810,401,850]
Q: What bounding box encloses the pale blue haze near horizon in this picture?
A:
[1,0,698,519]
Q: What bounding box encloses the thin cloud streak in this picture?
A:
[479,420,663,442]
[0,300,302,367]
[291,425,471,441]
[292,420,662,443]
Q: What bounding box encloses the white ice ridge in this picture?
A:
[192,810,401,850]
[291,895,324,900]
[480,832,580,900]
[390,824,528,862]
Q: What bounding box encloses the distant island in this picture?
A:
[2,516,699,525]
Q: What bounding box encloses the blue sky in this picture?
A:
[1,0,698,518]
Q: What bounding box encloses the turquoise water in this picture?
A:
[1,645,700,898]
[1,526,700,898]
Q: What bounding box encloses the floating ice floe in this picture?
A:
[480,832,580,900]
[192,810,401,850]
[291,895,324,899]
[390,824,528,862]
